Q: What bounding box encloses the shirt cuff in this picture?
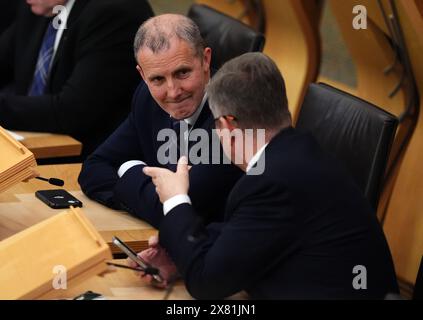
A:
[117,160,146,178]
[163,194,191,216]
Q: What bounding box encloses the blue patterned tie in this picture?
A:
[28,21,58,96]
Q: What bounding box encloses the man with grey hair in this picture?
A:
[78,14,243,228]
[140,52,399,299]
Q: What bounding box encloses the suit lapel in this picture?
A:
[151,100,173,167]
[192,100,213,131]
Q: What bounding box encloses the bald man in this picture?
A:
[78,14,243,228]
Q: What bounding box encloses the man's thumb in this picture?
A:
[177,156,189,174]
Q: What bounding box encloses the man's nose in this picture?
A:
[167,80,182,100]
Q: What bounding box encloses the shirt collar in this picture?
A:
[246,143,269,173]
[61,0,76,18]
[183,93,207,127]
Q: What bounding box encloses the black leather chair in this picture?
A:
[187,4,265,70]
[413,256,423,300]
[296,83,398,210]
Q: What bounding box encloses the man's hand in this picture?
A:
[127,236,179,288]
[143,156,190,203]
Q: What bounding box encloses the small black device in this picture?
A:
[112,236,163,283]
[35,189,83,209]
[35,176,64,187]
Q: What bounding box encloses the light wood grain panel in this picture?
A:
[15,131,82,159]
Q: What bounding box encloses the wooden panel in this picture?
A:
[381,0,423,286]
[16,131,82,159]
[261,0,320,121]
[0,207,112,300]
[196,0,321,121]
[401,0,423,48]
[330,0,423,285]
[329,0,406,116]
[0,126,37,194]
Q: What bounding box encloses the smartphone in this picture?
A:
[112,236,163,283]
[35,189,83,209]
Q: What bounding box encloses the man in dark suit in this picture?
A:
[0,0,154,157]
[78,14,243,228]
[140,52,399,299]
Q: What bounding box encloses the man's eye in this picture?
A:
[177,70,190,78]
[152,77,164,84]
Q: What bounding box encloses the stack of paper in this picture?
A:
[0,126,37,193]
[0,207,113,299]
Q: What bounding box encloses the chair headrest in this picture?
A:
[296,83,398,208]
[188,4,265,70]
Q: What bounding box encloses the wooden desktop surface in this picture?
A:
[15,131,82,159]
[0,164,157,254]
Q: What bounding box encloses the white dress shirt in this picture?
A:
[245,143,268,173]
[51,0,76,62]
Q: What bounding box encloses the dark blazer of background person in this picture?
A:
[0,0,154,157]
[0,1,19,35]
[159,127,399,299]
[78,82,243,228]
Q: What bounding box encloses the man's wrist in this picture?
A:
[117,160,146,178]
[163,194,191,216]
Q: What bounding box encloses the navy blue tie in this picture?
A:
[28,21,58,96]
[169,119,192,170]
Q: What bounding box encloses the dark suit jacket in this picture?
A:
[0,1,18,35]
[0,0,154,156]
[78,81,243,228]
[160,127,399,299]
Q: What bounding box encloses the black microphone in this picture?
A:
[36,176,65,187]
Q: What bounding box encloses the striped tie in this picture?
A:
[28,21,57,96]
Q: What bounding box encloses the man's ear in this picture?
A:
[219,116,237,131]
[136,65,145,81]
[203,47,212,71]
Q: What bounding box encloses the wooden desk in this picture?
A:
[53,259,247,300]
[0,164,157,254]
[15,131,82,159]
[51,259,193,300]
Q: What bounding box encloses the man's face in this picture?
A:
[137,39,211,120]
[26,0,66,17]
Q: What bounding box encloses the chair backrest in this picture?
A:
[413,256,423,300]
[187,4,265,70]
[296,83,398,209]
